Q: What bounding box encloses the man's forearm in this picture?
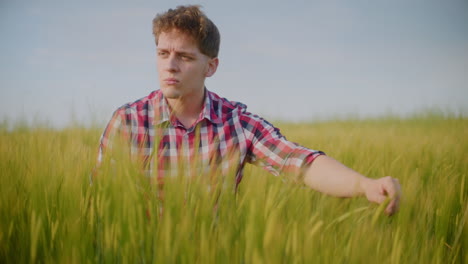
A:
[303,155,370,197]
[304,155,401,215]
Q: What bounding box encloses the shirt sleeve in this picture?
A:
[97,108,130,165]
[242,113,325,177]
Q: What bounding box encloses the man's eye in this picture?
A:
[181,55,192,61]
[158,51,167,56]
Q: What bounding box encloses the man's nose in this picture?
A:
[165,54,179,72]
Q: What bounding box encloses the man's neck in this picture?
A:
[166,89,205,128]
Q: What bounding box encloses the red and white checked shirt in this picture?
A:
[98,89,324,184]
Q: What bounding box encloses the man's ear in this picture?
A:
[205,57,219,77]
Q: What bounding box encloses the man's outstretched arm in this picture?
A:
[303,155,401,215]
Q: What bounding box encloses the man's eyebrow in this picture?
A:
[157,48,196,56]
[176,51,196,57]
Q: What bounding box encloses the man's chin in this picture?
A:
[161,87,181,99]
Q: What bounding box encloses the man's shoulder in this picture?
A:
[207,90,270,128]
[208,90,247,114]
[115,90,161,112]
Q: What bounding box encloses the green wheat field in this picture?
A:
[1,113,466,263]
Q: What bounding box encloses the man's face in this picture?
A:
[156,29,218,100]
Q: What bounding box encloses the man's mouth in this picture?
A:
[164,78,179,85]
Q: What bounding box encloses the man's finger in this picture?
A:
[385,200,397,215]
[383,176,397,198]
[374,193,387,204]
[384,177,401,215]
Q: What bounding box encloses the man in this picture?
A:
[98,5,401,215]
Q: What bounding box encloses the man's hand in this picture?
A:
[304,155,402,215]
[360,176,401,215]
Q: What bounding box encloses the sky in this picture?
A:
[1,0,467,127]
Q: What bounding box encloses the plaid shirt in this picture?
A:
[98,89,324,185]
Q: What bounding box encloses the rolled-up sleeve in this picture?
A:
[242,113,325,176]
[97,108,129,164]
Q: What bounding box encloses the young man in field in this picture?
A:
[98,5,401,215]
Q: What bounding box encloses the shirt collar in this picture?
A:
[153,88,222,126]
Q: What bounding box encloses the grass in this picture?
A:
[0,114,466,263]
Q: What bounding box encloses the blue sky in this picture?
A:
[1,0,467,127]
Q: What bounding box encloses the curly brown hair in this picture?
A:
[152,5,220,58]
